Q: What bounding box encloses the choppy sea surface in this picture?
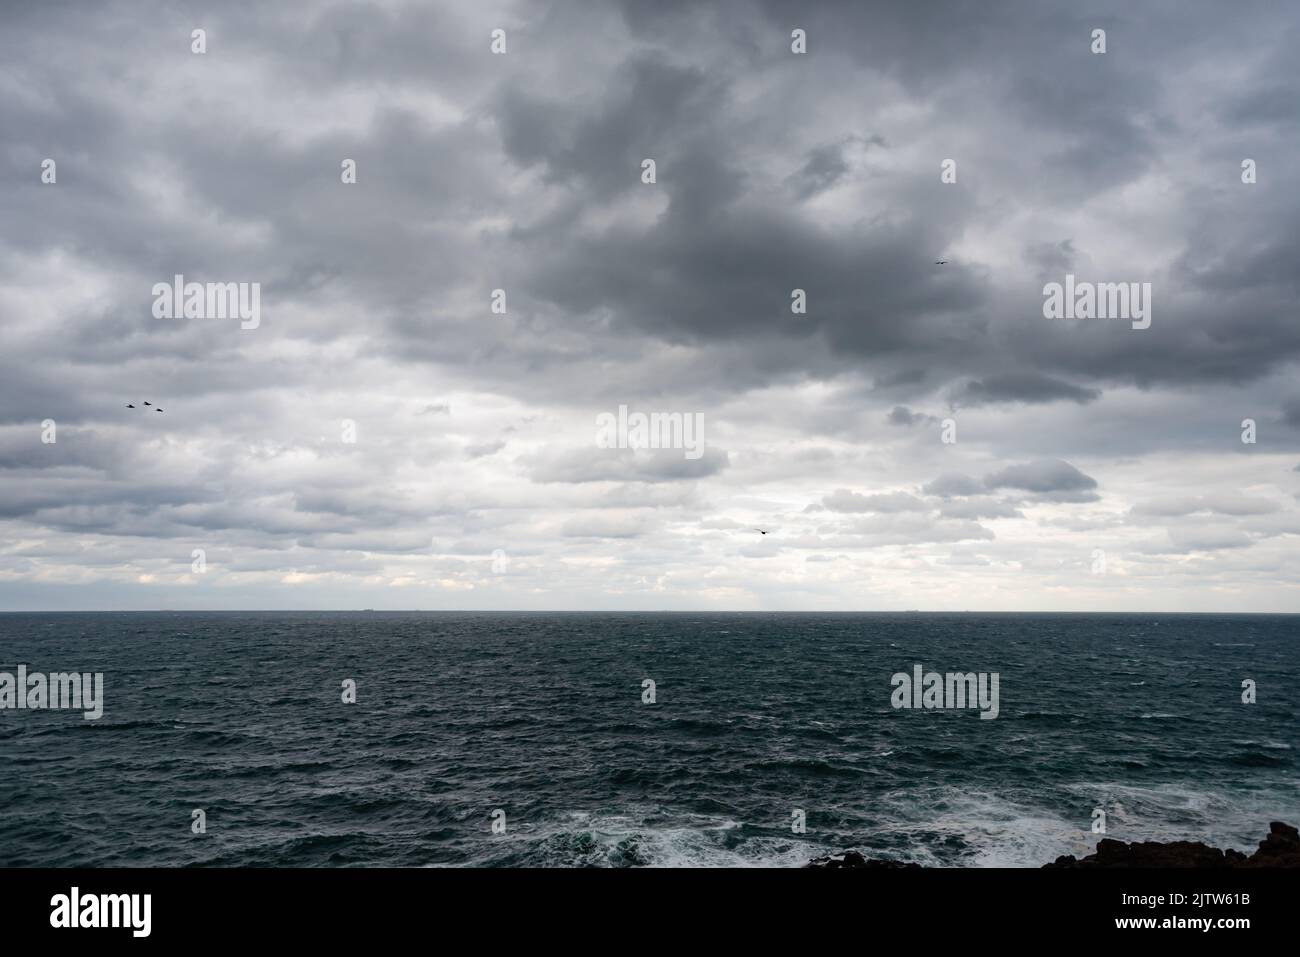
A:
[1,611,1296,867]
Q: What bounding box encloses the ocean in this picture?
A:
[1,611,1296,867]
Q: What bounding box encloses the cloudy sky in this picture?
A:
[2,0,1299,612]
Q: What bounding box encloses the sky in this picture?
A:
[1,0,1299,612]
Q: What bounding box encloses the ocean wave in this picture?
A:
[487,812,832,868]
[1059,781,1300,854]
[864,788,1089,867]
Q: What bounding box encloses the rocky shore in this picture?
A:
[805,821,1300,868]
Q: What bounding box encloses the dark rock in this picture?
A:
[808,822,1299,868]
[1043,821,1299,868]
[1044,838,1231,868]
[1238,821,1300,868]
[805,850,921,869]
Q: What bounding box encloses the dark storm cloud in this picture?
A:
[497,56,716,201]
[784,136,886,201]
[953,373,1101,407]
[1024,239,1079,279]
[785,140,852,201]
[6,0,1298,415]
[1283,399,1300,429]
[887,406,934,427]
[483,0,1300,402]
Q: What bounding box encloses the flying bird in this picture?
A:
[156,408,164,413]
[126,404,135,408]
[752,528,769,535]
[934,260,947,265]
[143,401,152,406]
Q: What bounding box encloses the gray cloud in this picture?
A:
[953,373,1101,407]
[923,474,985,498]
[938,498,1024,521]
[1165,527,1256,552]
[819,489,929,513]
[887,406,934,427]
[1132,493,1280,518]
[1,0,1298,611]
[983,460,1099,502]
[523,446,730,484]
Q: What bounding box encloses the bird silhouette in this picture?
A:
[126,404,135,408]
[143,401,152,406]
[752,528,769,535]
[156,408,164,413]
[934,260,947,265]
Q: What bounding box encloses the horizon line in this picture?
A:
[2,608,1299,616]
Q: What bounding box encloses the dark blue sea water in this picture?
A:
[1,612,1296,867]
